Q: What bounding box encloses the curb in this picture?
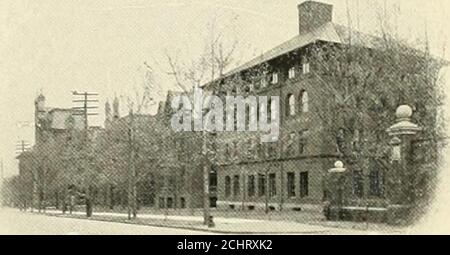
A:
[35,212,332,235]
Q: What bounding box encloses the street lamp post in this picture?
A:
[328,161,347,221]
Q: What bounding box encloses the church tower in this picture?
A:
[34,93,47,143]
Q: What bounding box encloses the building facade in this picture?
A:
[200,1,440,214]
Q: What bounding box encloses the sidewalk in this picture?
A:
[41,210,406,234]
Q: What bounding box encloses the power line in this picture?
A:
[15,140,31,155]
[72,91,99,129]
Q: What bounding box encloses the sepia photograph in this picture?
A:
[1,0,450,237]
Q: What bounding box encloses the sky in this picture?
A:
[1,0,449,177]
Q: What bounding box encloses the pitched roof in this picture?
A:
[201,22,383,88]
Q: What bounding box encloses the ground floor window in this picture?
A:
[233,175,240,197]
[287,172,296,197]
[300,171,309,198]
[180,197,186,208]
[258,174,266,197]
[269,173,277,197]
[369,167,384,197]
[352,171,364,198]
[209,197,217,208]
[248,175,255,197]
[225,176,231,198]
[167,197,173,208]
[159,197,165,209]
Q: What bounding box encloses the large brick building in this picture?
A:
[199,0,440,214]
[204,1,341,211]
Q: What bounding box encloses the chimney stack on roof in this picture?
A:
[298,1,333,34]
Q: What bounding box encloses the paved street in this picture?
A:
[0,207,406,235]
[0,208,212,235]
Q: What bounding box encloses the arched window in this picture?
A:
[286,94,296,117]
[299,90,309,113]
[225,176,231,198]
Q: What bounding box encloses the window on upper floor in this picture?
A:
[288,67,296,79]
[271,72,279,84]
[249,83,254,93]
[253,80,260,91]
[231,86,237,96]
[261,77,268,88]
[225,143,231,159]
[284,132,296,157]
[299,90,309,113]
[298,129,308,155]
[286,94,296,117]
[303,62,310,74]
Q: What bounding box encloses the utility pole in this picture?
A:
[202,131,211,226]
[72,91,99,218]
[278,80,285,212]
[15,140,31,155]
[127,108,137,220]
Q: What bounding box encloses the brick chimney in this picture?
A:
[298,1,333,34]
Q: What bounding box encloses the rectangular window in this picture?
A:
[248,175,255,197]
[159,197,165,209]
[233,175,240,197]
[288,67,296,79]
[369,169,383,197]
[287,172,296,197]
[269,173,277,197]
[300,172,309,198]
[353,171,364,198]
[209,170,217,190]
[258,174,266,197]
[180,197,186,208]
[271,72,279,84]
[298,130,308,155]
[225,176,231,198]
[167,197,173,208]
[302,63,310,74]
